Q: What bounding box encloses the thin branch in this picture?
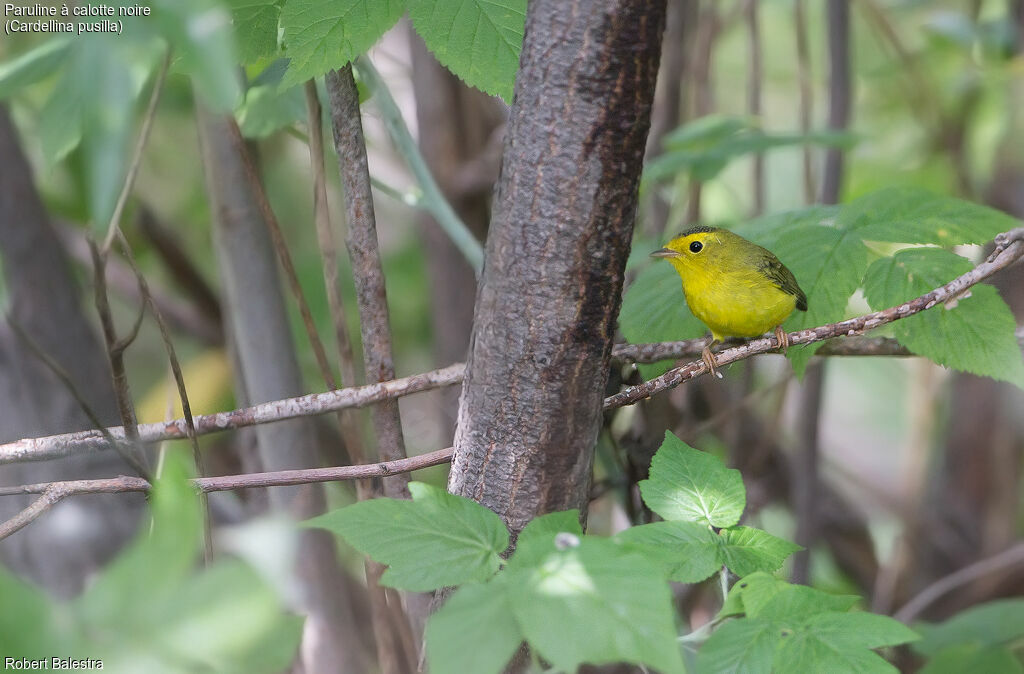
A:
[0,486,69,540]
[604,227,1024,409]
[354,57,484,274]
[612,335,914,363]
[326,63,410,500]
[746,0,764,215]
[794,0,815,203]
[114,228,212,563]
[0,363,465,464]
[101,49,171,254]
[894,542,1024,623]
[0,448,455,541]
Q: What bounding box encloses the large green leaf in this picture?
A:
[696,618,776,674]
[509,537,685,674]
[768,224,873,374]
[863,248,1024,388]
[920,644,1024,674]
[306,481,509,591]
[717,527,801,578]
[280,0,404,89]
[841,187,1019,245]
[639,432,746,527]
[510,510,583,568]
[408,0,525,102]
[426,579,524,674]
[617,520,721,583]
[229,0,281,63]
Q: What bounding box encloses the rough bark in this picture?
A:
[449,0,667,534]
[197,110,370,672]
[0,106,143,596]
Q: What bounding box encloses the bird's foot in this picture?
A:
[774,325,790,355]
[701,345,723,379]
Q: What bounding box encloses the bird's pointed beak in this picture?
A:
[650,248,681,259]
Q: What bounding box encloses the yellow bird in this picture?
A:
[651,226,807,377]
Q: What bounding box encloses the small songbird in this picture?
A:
[651,225,807,377]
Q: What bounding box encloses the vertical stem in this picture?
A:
[794,0,816,203]
[325,65,411,500]
[821,0,851,205]
[746,0,764,215]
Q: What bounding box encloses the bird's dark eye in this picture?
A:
[689,241,703,253]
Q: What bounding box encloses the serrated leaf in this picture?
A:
[510,537,685,674]
[426,580,524,674]
[920,644,1024,674]
[617,520,721,583]
[696,618,776,674]
[305,481,509,591]
[863,248,1024,388]
[0,38,71,99]
[718,526,801,578]
[802,612,918,650]
[719,572,790,619]
[281,0,404,89]
[841,187,1018,245]
[913,599,1024,656]
[768,224,873,375]
[755,585,860,621]
[229,0,281,63]
[774,630,899,674]
[639,431,746,527]
[509,510,584,568]
[408,0,525,102]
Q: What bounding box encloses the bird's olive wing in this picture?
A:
[758,256,808,311]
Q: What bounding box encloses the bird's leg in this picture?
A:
[702,339,722,379]
[773,325,790,355]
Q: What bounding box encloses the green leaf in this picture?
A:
[509,537,685,674]
[0,38,71,99]
[0,569,57,656]
[151,0,242,110]
[800,612,919,650]
[236,80,307,138]
[773,629,898,674]
[280,0,404,89]
[408,0,526,102]
[756,585,860,621]
[719,572,792,619]
[768,224,873,375]
[696,618,776,674]
[426,580,524,674]
[718,526,801,578]
[920,644,1024,674]
[229,0,282,63]
[645,115,857,184]
[913,599,1024,656]
[510,510,584,567]
[639,431,746,527]
[841,187,1018,246]
[617,520,721,583]
[305,481,509,591]
[863,248,1024,388]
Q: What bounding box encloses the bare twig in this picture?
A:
[114,229,212,563]
[0,448,455,542]
[604,227,1024,409]
[0,363,465,464]
[326,64,410,500]
[612,335,913,363]
[894,542,1024,623]
[101,50,171,254]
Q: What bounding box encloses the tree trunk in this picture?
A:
[449,0,666,535]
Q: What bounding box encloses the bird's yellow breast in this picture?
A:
[677,263,798,342]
